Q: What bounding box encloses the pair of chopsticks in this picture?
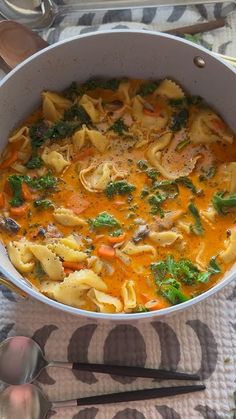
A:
[74,364,205,401]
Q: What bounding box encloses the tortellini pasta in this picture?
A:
[42,148,70,173]
[121,280,137,312]
[41,269,107,308]
[122,241,156,257]
[132,96,168,131]
[53,208,87,227]
[72,126,109,153]
[29,244,64,281]
[149,231,182,246]
[7,241,34,273]
[154,79,185,99]
[79,162,126,193]
[87,288,123,313]
[79,95,102,123]
[189,109,234,145]
[42,91,71,122]
[48,242,87,262]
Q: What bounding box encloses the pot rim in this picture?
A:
[0,29,235,320]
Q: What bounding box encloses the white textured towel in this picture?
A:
[0,2,236,418]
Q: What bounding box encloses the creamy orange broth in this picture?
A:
[0,78,236,313]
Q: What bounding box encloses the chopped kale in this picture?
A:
[29,120,49,149]
[169,95,202,108]
[64,81,79,101]
[176,176,197,194]
[63,104,91,124]
[162,286,189,305]
[89,212,120,230]
[153,180,179,199]
[208,256,221,274]
[212,191,236,215]
[109,118,128,136]
[137,81,159,97]
[33,199,54,209]
[150,254,220,305]
[199,166,216,181]
[44,120,79,141]
[8,175,24,207]
[170,108,189,132]
[148,193,165,217]
[146,168,158,181]
[105,181,136,199]
[188,202,204,235]
[25,156,43,169]
[34,262,46,280]
[27,174,57,191]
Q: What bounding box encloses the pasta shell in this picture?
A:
[79,95,101,123]
[87,288,123,313]
[149,231,182,246]
[42,148,70,173]
[121,280,137,311]
[29,244,64,281]
[53,208,87,227]
[42,91,71,122]
[7,241,34,274]
[79,162,126,193]
[122,241,156,257]
[48,243,87,262]
[154,79,185,99]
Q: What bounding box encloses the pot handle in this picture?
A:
[0,20,48,70]
[0,276,27,298]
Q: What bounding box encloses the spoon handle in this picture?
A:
[52,384,205,408]
[71,362,200,381]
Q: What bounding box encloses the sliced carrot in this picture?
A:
[22,183,33,201]
[143,104,163,116]
[98,244,116,259]
[74,147,94,161]
[67,193,90,215]
[0,151,18,170]
[62,261,85,271]
[0,192,5,208]
[108,232,126,244]
[145,299,167,311]
[9,203,29,217]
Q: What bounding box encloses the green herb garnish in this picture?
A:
[188,202,204,235]
[137,160,148,171]
[89,212,120,229]
[176,138,191,151]
[109,118,128,136]
[63,104,91,124]
[105,181,136,199]
[170,109,189,132]
[25,156,44,169]
[8,175,24,207]
[176,176,197,194]
[29,120,49,149]
[212,191,236,215]
[199,166,216,181]
[148,193,165,217]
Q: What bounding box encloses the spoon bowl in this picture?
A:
[0,337,48,385]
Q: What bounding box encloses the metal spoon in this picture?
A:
[0,336,201,385]
[0,383,206,419]
[0,0,232,31]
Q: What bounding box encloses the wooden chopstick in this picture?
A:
[77,384,206,406]
[73,362,200,380]
[166,18,225,35]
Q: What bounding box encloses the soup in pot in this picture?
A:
[0,78,236,313]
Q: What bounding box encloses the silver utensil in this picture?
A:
[0,383,206,419]
[0,0,233,30]
[0,336,201,385]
